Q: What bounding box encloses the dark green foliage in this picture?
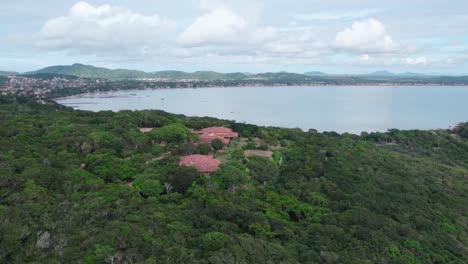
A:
[169,166,200,194]
[211,138,224,151]
[196,143,212,155]
[231,149,245,161]
[258,143,269,150]
[0,96,467,263]
[453,122,468,139]
[242,140,257,150]
[176,142,198,155]
[247,156,279,185]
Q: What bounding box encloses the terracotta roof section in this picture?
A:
[139,128,154,133]
[179,155,220,174]
[193,126,239,144]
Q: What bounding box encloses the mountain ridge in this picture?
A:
[26,63,248,80]
[21,63,465,81]
[0,71,18,76]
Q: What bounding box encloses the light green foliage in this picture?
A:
[71,169,103,185]
[441,222,457,234]
[199,232,229,251]
[248,222,275,238]
[85,151,136,182]
[148,123,190,143]
[216,163,249,191]
[134,179,163,197]
[231,149,245,161]
[307,192,330,207]
[88,131,123,153]
[387,245,401,258]
[242,140,257,150]
[404,239,422,251]
[86,244,115,264]
[23,180,47,200]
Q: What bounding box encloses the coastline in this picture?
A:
[51,83,468,101]
[53,85,468,135]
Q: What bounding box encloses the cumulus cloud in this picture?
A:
[30,1,176,53]
[179,7,276,47]
[6,1,446,71]
[263,30,326,55]
[334,18,397,53]
[288,9,380,22]
[405,56,428,65]
[359,54,371,62]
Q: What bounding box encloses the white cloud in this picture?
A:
[405,56,428,65]
[192,0,225,11]
[5,1,454,72]
[179,7,276,47]
[360,54,371,62]
[263,30,326,54]
[334,18,397,53]
[288,9,381,21]
[32,1,176,53]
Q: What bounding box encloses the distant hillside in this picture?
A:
[365,71,396,77]
[20,73,80,80]
[150,70,247,80]
[25,63,147,80]
[0,71,17,76]
[364,71,429,78]
[19,64,464,83]
[27,64,247,80]
[304,71,328,76]
[399,72,428,77]
[251,72,311,81]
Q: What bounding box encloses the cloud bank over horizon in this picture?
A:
[1,0,468,74]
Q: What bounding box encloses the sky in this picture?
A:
[1,0,468,74]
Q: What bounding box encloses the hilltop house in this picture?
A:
[179,155,220,175]
[193,127,239,144]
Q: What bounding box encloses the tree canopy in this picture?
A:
[0,96,466,263]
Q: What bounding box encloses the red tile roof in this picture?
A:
[179,155,220,174]
[139,128,154,133]
[193,127,239,144]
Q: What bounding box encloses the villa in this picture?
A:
[179,154,221,175]
[193,127,239,144]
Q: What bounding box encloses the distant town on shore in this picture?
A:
[1,63,468,99]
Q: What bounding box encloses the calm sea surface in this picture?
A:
[56,86,468,134]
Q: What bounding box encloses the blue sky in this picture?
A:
[1,0,468,74]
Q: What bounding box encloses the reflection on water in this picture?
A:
[56,86,468,134]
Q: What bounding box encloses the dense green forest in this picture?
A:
[0,95,467,263]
